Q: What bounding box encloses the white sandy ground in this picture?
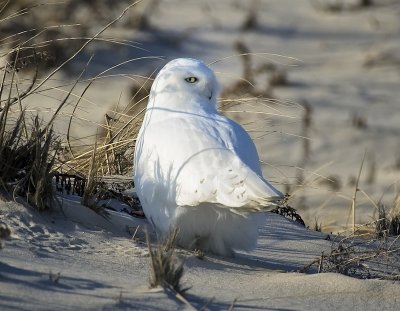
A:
[1,197,400,311]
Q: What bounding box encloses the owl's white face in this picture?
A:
[148,58,219,112]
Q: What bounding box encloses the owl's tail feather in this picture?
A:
[227,197,283,216]
[242,169,284,211]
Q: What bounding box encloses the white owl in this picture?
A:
[134,58,283,256]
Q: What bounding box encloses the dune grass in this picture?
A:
[148,229,187,292]
[0,60,58,210]
[0,222,11,249]
[0,1,145,212]
[146,229,201,309]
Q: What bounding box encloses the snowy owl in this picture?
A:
[134,58,283,256]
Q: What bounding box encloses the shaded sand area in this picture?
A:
[1,198,399,310]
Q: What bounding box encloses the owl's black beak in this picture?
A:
[208,91,213,100]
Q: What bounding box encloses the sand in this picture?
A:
[1,197,399,310]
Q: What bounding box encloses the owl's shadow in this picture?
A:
[184,213,331,273]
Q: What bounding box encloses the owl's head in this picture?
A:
[148,58,219,112]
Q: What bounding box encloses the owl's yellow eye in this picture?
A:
[185,77,198,83]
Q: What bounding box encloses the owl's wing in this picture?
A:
[175,148,283,212]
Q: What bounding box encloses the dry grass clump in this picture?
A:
[0,115,58,211]
[80,141,107,215]
[301,171,400,280]
[148,229,187,294]
[375,202,400,238]
[302,191,400,280]
[0,6,63,211]
[301,232,400,280]
[16,118,58,211]
[0,66,58,210]
[77,143,139,217]
[0,222,11,249]
[147,229,211,309]
[0,2,144,212]
[314,219,323,232]
[62,104,143,180]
